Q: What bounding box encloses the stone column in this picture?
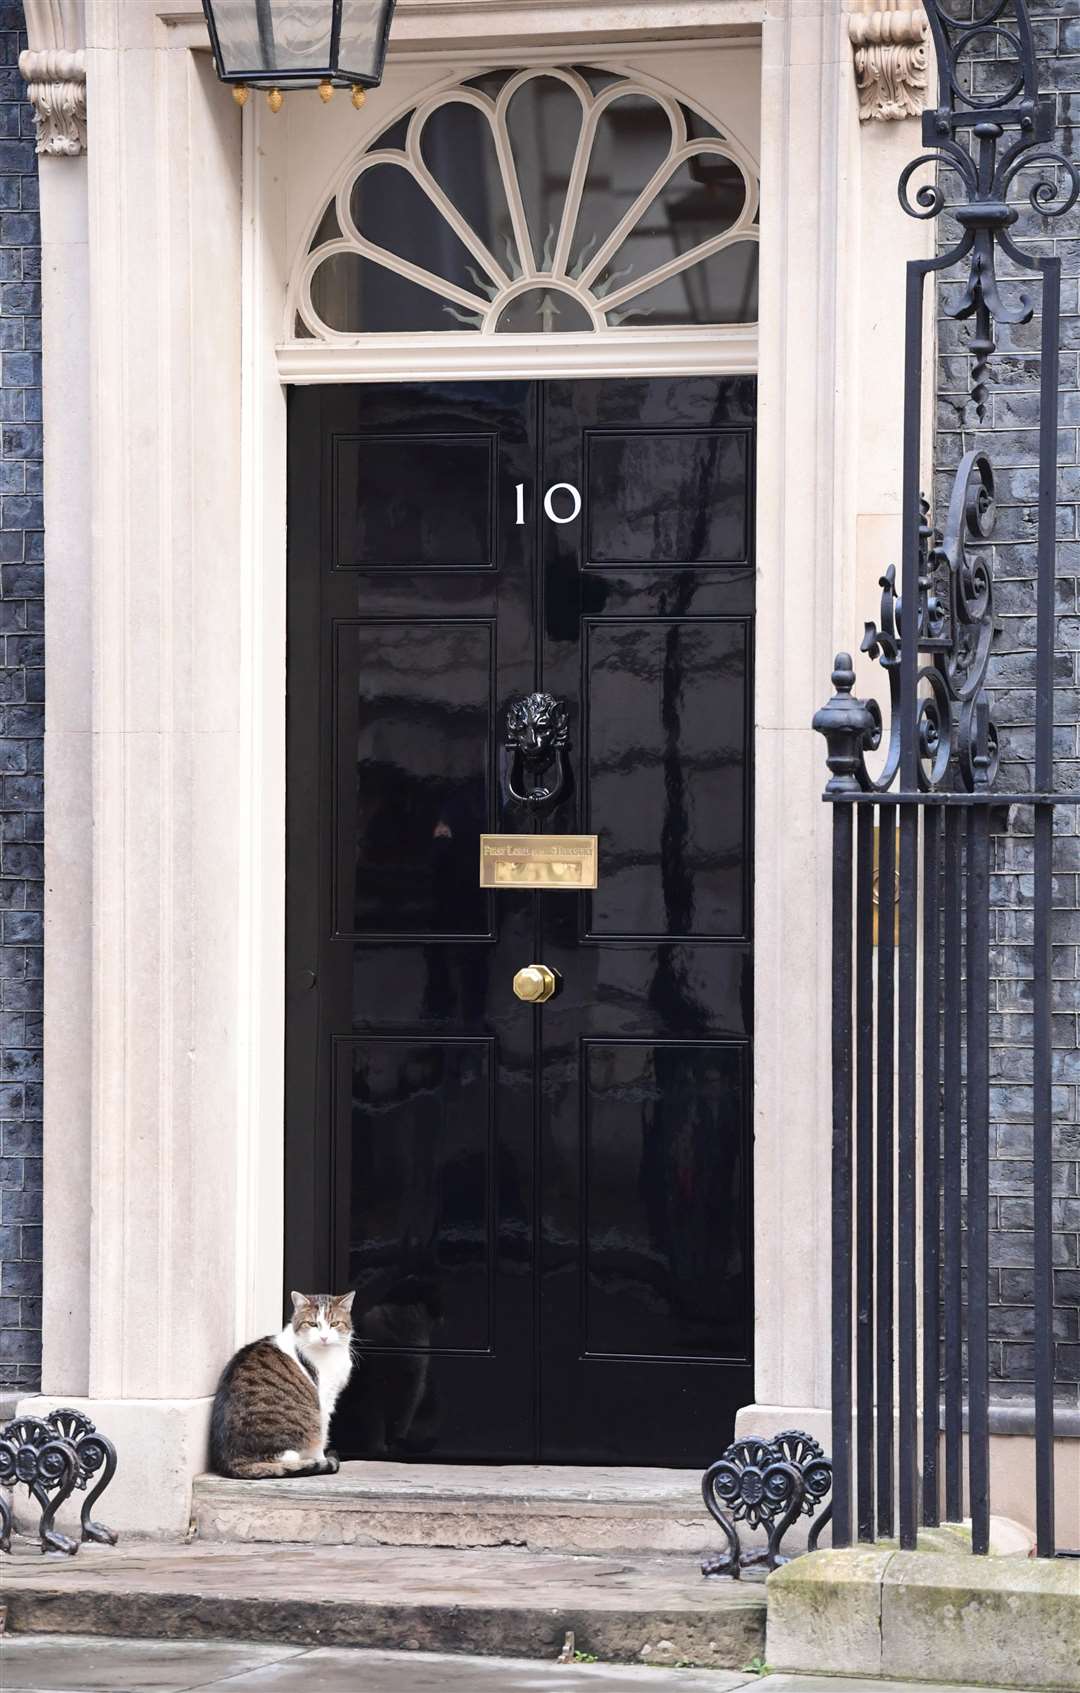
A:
[741,0,933,1458]
[20,0,92,1398]
[21,0,245,1534]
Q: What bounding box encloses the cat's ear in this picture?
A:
[290,1290,308,1313]
[335,1290,356,1314]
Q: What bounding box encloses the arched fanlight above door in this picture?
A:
[289,67,760,340]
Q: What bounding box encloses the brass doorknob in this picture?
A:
[513,964,558,1003]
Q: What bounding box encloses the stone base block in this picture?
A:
[883,1550,1080,1689]
[734,1403,833,1449]
[16,1394,212,1538]
[732,1402,835,1554]
[767,1546,1080,1692]
[988,1429,1080,1551]
[766,1547,893,1677]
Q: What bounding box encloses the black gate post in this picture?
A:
[814,657,879,1551]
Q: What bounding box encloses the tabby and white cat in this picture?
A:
[209,1290,356,1479]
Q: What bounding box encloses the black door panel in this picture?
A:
[334,618,495,938]
[539,378,754,1462]
[286,377,754,1465]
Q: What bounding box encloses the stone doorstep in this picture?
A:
[191,1462,723,1556]
[0,1540,767,1670]
[766,1547,1080,1693]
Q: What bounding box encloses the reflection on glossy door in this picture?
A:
[286,377,755,1465]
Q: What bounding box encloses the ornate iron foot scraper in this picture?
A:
[814,0,1076,1560]
[0,1410,118,1556]
[701,1431,833,1579]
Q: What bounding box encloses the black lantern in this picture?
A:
[202,1,396,109]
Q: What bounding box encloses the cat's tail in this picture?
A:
[217,1456,315,1480]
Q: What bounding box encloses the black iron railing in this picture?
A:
[814,0,1077,1559]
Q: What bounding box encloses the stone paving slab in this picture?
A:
[0,1541,767,1668]
[0,1636,758,1693]
[764,1684,1040,1693]
[0,1635,308,1691]
[0,1635,1040,1693]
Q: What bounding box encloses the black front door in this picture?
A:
[286,377,754,1466]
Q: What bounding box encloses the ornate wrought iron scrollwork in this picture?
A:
[503,692,571,815]
[818,0,1076,797]
[0,1415,80,1555]
[0,1408,118,1556]
[701,1429,833,1579]
[903,0,1078,418]
[46,1408,119,1546]
[814,451,1000,796]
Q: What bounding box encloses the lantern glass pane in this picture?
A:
[208,1,333,79]
[337,0,393,83]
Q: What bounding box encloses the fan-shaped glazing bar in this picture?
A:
[495,68,590,280]
[601,228,759,315]
[547,74,676,279]
[577,139,757,295]
[298,234,489,341]
[407,90,515,292]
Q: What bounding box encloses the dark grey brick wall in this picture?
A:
[0,0,42,1395]
[937,0,1080,1400]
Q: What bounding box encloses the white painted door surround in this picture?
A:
[24,0,932,1532]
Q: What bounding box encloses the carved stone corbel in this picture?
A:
[18,48,86,155]
[19,1,87,156]
[849,0,929,122]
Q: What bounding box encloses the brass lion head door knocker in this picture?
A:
[503,692,571,816]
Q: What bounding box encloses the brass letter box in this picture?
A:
[479,834,599,890]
